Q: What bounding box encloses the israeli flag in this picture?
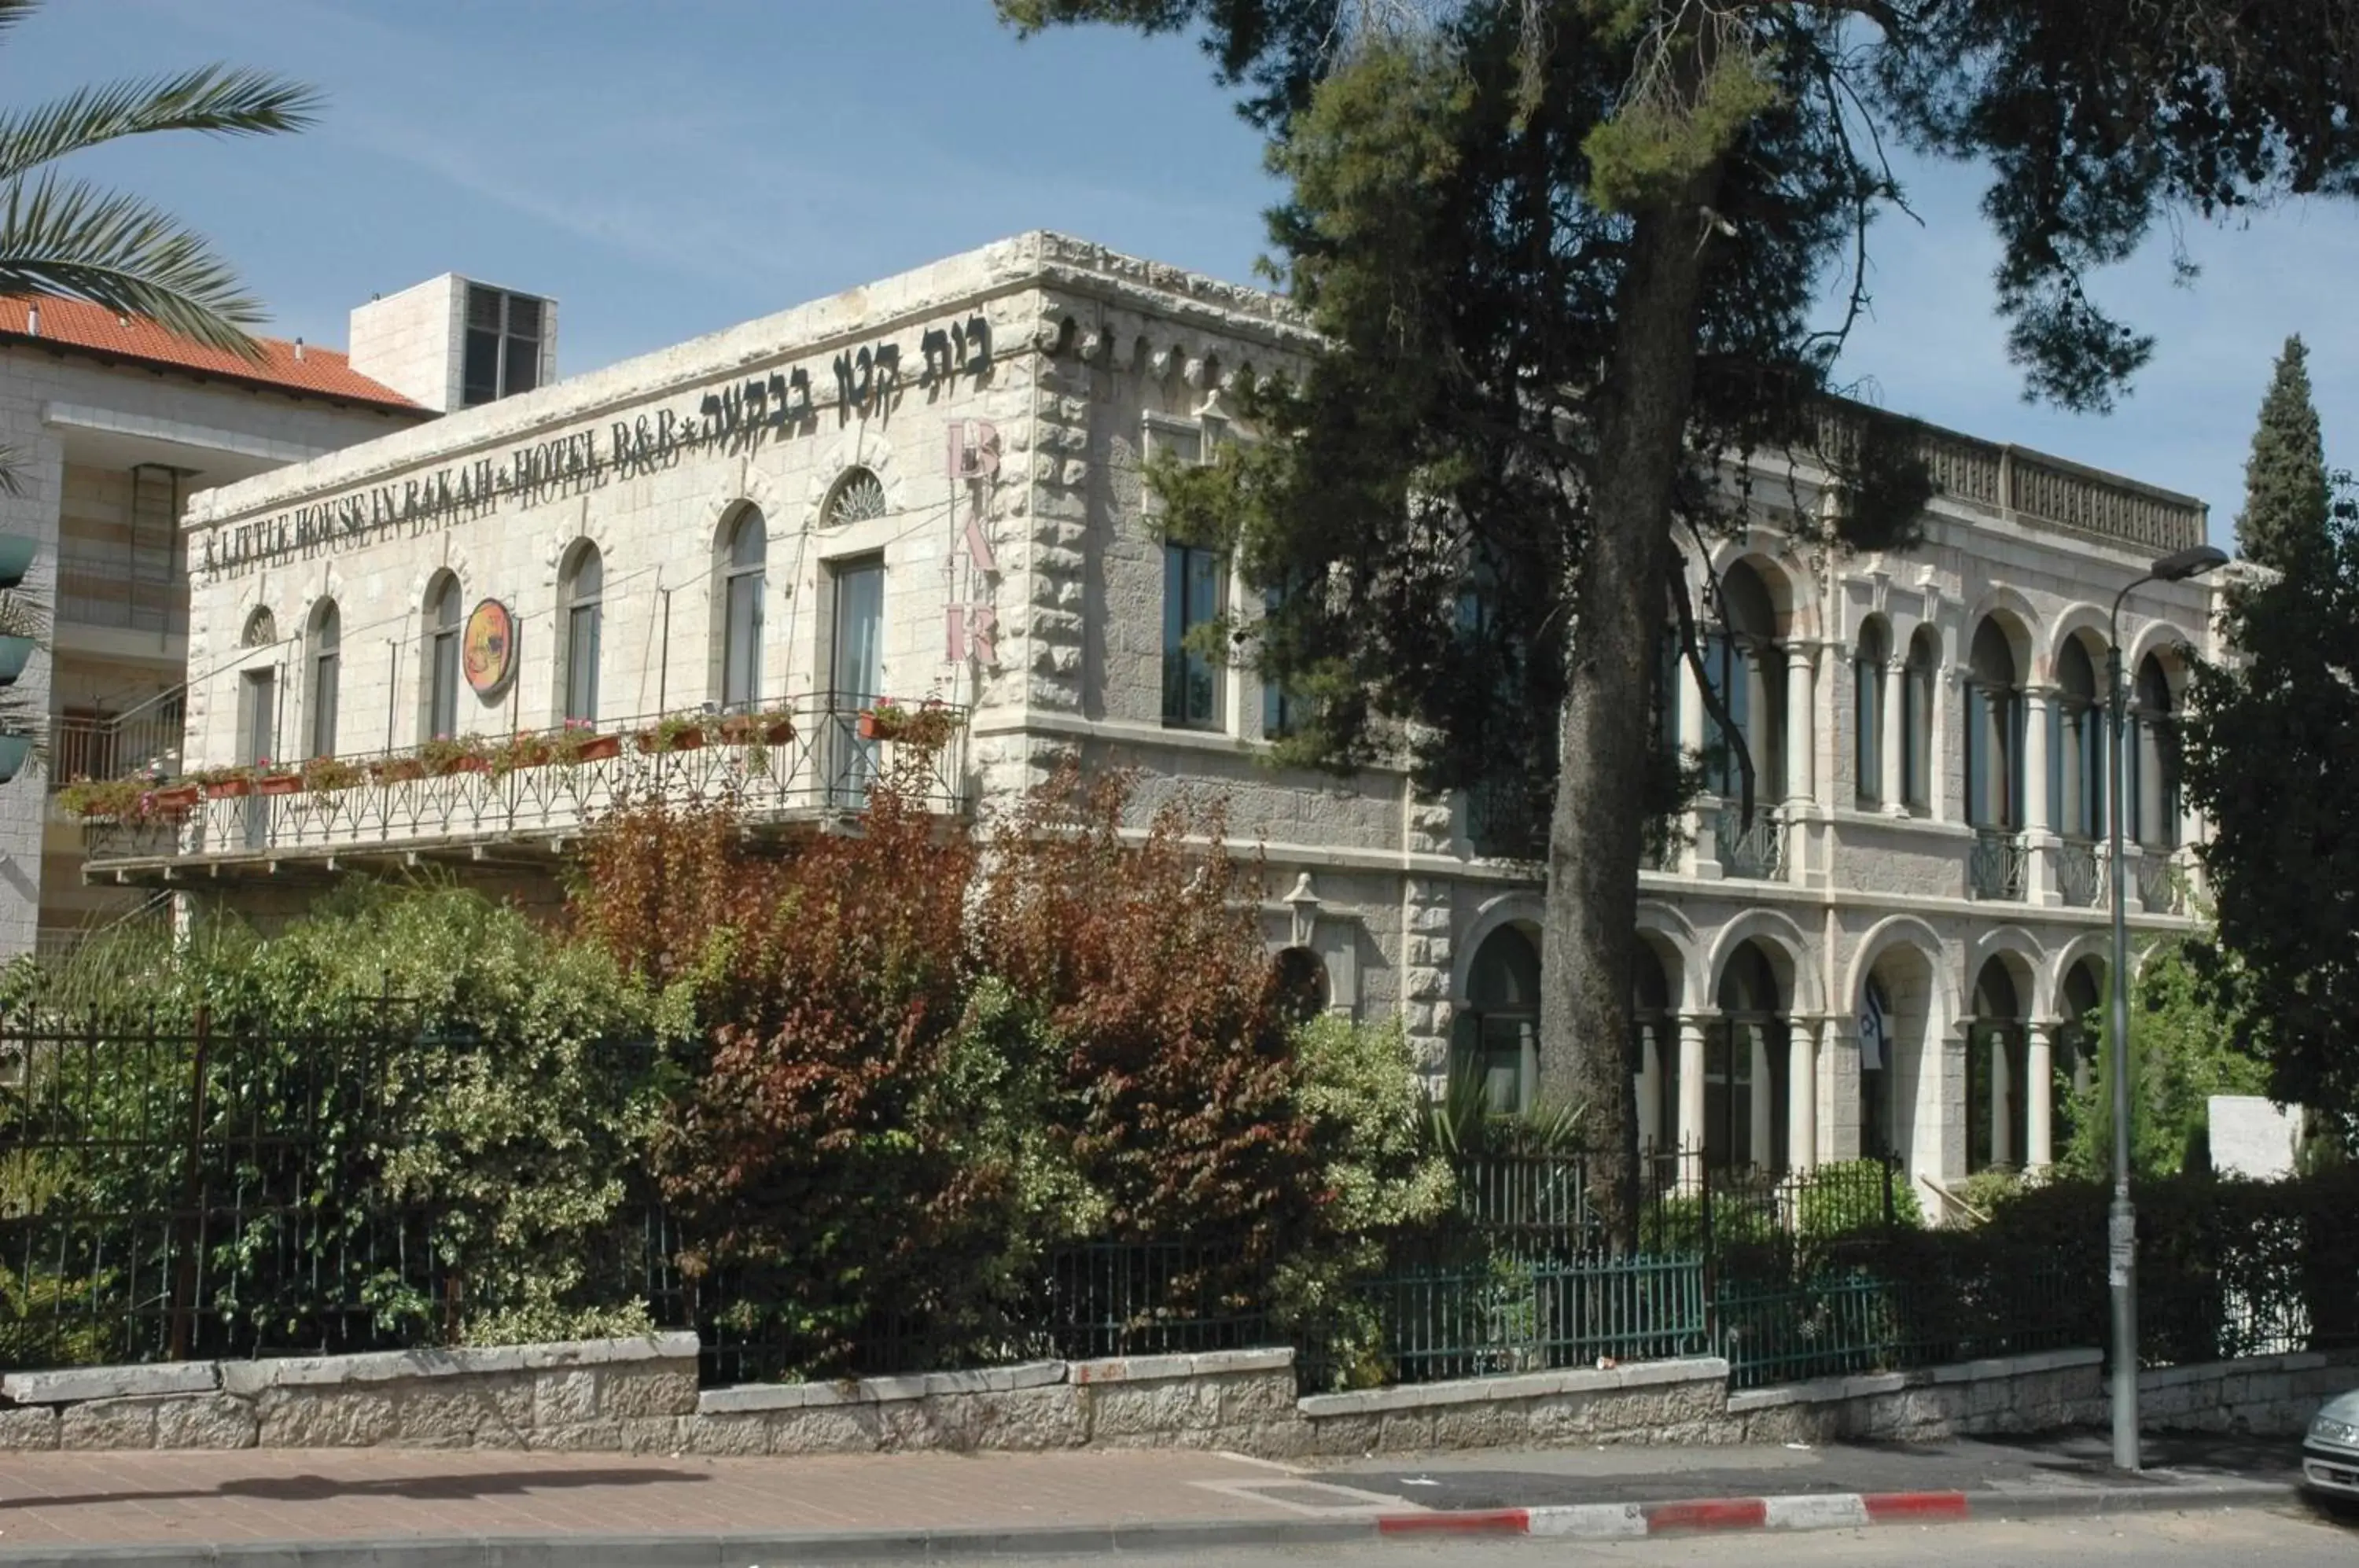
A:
[1858,979,1889,1073]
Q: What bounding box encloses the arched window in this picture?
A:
[2053,638,2104,840]
[823,466,889,528]
[1901,628,1937,812]
[1703,561,1783,801]
[1967,959,2030,1172]
[1963,619,2025,829]
[2130,655,2179,849]
[560,541,602,724]
[1272,946,1330,1025]
[1853,618,1889,808]
[241,606,276,648]
[720,508,766,712]
[1711,940,1789,1172]
[423,572,462,741]
[307,599,340,759]
[1456,926,1540,1115]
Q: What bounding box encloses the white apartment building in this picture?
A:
[0,294,436,956]
[77,234,2221,1208]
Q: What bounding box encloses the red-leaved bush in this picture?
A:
[571,759,1324,1374]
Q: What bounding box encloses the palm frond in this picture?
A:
[0,443,20,496]
[0,65,322,183]
[0,2,37,42]
[0,174,267,357]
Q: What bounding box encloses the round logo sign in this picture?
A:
[462,598,515,696]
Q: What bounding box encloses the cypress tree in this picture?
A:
[2236,336,2331,572]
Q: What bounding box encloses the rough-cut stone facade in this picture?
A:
[123,231,2225,1207]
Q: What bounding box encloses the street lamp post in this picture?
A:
[2103,542,2228,1473]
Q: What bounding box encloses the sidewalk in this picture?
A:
[0,1430,2313,1563]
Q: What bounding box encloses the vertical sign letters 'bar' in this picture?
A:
[945,419,1001,667]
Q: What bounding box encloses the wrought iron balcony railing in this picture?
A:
[2134,850,2190,915]
[1968,828,2028,901]
[1713,807,1783,882]
[79,694,967,873]
[2054,839,2105,909]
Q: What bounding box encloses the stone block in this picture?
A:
[527,1420,623,1451]
[683,1412,772,1456]
[1084,1377,1219,1439]
[1374,1410,1437,1453]
[256,1386,397,1447]
[0,1404,60,1449]
[767,1403,883,1456]
[616,1416,690,1455]
[1216,1371,1297,1428]
[6,1361,219,1404]
[61,1396,160,1448]
[533,1368,599,1427]
[155,1393,258,1450]
[599,1364,698,1420]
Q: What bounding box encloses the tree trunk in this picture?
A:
[1538,196,1717,1252]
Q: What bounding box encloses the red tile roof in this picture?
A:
[0,293,423,411]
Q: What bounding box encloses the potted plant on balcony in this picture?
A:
[637,711,710,755]
[58,776,147,821]
[256,759,303,797]
[418,734,491,776]
[491,731,555,776]
[717,702,796,746]
[859,699,958,749]
[301,754,363,794]
[197,764,256,800]
[550,718,622,764]
[372,753,426,784]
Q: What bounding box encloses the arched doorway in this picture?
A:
[1712,940,1790,1172]
[1967,957,2032,1172]
[2053,957,2105,1155]
[1857,944,1934,1169]
[1456,925,1540,1114]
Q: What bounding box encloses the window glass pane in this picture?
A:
[1161,543,1220,727]
[503,334,539,397]
[566,605,600,723]
[312,651,338,758]
[430,632,458,738]
[830,561,885,701]
[724,572,764,709]
[1854,657,1879,805]
[462,331,499,405]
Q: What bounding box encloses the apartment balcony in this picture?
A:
[2134,849,2192,915]
[1713,807,1784,882]
[2053,838,2105,909]
[1968,828,2028,901]
[77,696,968,887]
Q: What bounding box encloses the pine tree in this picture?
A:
[2235,336,2331,572]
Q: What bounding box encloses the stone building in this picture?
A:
[78,234,2221,1212]
[0,294,436,955]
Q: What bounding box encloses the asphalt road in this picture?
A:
[999,1504,2355,1566]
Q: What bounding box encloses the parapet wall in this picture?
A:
[2,1337,2346,1456]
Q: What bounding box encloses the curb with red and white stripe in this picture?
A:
[1371,1484,2286,1540]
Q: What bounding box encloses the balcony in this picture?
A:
[78,695,968,885]
[2134,851,2190,915]
[1969,828,2027,900]
[1714,808,1784,882]
[2054,839,2105,909]
[52,694,186,788]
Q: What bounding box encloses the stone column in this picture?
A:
[1820,1013,1855,1165]
[1636,1022,1662,1154]
[1783,643,1814,808]
[1880,656,1905,814]
[1748,1022,1774,1172]
[1787,1018,1818,1172]
[1678,1012,1709,1191]
[2023,685,2052,835]
[1680,644,1709,874]
[2026,1020,2056,1172]
[1989,1025,2013,1168]
[2023,685,2056,904]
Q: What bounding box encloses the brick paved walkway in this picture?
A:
[0,1447,1326,1550]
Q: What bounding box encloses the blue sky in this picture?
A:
[13,0,2359,550]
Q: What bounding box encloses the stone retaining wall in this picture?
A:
[2,1336,2348,1455]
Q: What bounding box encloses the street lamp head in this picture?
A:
[2150,544,2230,583]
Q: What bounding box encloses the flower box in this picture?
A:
[719,716,795,745]
[257,773,302,797]
[150,785,201,813]
[204,777,252,800]
[576,734,624,762]
[638,726,706,755]
[373,759,427,785]
[859,705,958,748]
